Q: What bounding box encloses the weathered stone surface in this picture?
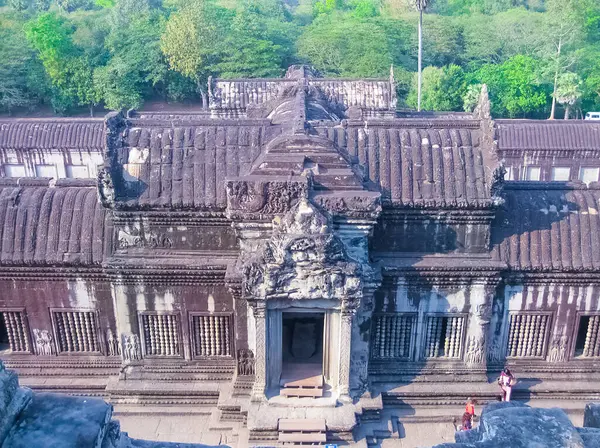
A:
[584,403,600,429]
[433,402,587,448]
[0,362,220,448]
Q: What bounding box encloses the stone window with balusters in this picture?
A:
[371,313,416,360]
[574,313,600,358]
[190,312,233,358]
[423,315,465,359]
[139,312,182,357]
[51,309,101,354]
[506,312,551,359]
[0,309,31,353]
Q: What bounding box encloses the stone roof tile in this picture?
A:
[0,185,106,266]
[0,119,105,151]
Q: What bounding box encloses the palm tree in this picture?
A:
[415,0,428,112]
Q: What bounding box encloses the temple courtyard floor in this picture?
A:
[113,399,586,447]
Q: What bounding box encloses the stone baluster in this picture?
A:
[143,316,152,355]
[390,316,398,358]
[592,316,600,357]
[375,316,382,358]
[199,317,206,356]
[536,316,546,357]
[515,315,523,357]
[224,316,230,356]
[4,313,16,351]
[396,317,403,358]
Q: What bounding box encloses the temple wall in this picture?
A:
[488,283,600,363]
[0,278,114,355]
[110,283,235,360]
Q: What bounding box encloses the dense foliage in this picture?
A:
[1,0,599,118]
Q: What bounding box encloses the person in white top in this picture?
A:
[498,368,515,401]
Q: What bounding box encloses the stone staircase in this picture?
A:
[278,418,327,445]
[280,374,324,398]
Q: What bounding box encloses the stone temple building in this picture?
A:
[1,66,600,445]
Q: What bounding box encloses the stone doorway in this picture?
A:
[280,312,325,397]
[0,316,9,354]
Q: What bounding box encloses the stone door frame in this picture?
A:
[251,298,352,402]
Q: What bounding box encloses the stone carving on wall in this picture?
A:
[32,329,54,356]
[121,334,141,361]
[237,349,255,376]
[117,228,173,249]
[97,167,115,207]
[548,333,569,363]
[107,329,120,356]
[313,193,381,218]
[241,198,363,303]
[487,338,504,364]
[226,180,307,218]
[465,335,486,365]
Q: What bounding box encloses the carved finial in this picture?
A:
[390,65,395,84]
[474,84,491,120]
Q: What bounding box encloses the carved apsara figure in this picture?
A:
[33,329,54,356]
[107,329,120,356]
[237,349,255,376]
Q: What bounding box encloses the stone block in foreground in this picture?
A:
[432,402,599,448]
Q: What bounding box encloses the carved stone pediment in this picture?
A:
[241,198,362,304]
[226,179,308,219]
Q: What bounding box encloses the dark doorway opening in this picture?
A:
[280,312,325,396]
[575,315,591,357]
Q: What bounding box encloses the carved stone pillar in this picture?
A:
[338,308,355,402]
[251,302,267,401]
[465,281,494,368]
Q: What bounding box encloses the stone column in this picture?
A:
[465,281,494,368]
[251,302,267,401]
[338,308,355,402]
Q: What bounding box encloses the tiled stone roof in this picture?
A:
[0,118,105,151]
[321,122,497,208]
[496,120,600,151]
[0,182,106,265]
[492,183,600,271]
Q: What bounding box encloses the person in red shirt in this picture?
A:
[465,397,476,419]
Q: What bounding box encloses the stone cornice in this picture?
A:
[111,211,232,226]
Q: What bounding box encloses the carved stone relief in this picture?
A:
[33,329,54,356]
[548,333,569,363]
[241,198,363,303]
[107,329,120,356]
[118,228,173,249]
[465,335,485,365]
[121,333,141,362]
[237,349,255,376]
[226,180,307,218]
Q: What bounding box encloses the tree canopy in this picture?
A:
[0,0,598,118]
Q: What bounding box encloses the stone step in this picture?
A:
[279,419,326,432]
[278,432,327,444]
[278,419,327,444]
[280,387,323,398]
[282,375,323,388]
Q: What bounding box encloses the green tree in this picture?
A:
[25,12,101,115]
[213,3,298,78]
[297,14,393,77]
[406,64,466,110]
[462,83,481,112]
[555,72,582,119]
[95,1,167,110]
[473,54,548,117]
[0,14,49,113]
[161,0,233,107]
[542,0,586,119]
